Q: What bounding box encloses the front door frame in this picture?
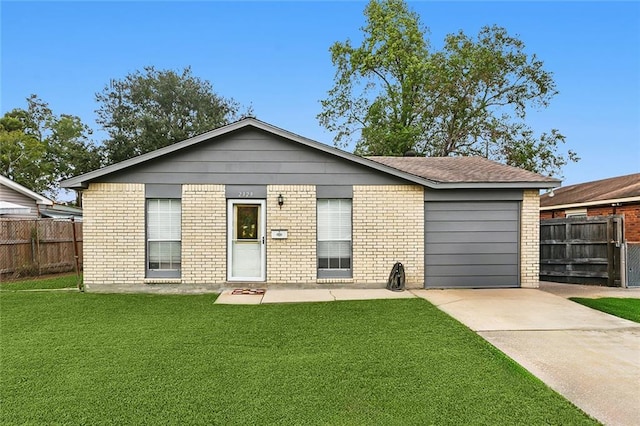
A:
[227,199,266,282]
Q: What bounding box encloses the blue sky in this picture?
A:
[2,1,639,189]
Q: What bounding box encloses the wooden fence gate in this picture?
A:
[540,216,623,286]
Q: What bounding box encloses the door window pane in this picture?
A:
[235,205,259,240]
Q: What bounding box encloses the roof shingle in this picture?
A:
[367,156,558,184]
[540,173,640,207]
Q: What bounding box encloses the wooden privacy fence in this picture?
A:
[540,216,623,286]
[0,218,83,280]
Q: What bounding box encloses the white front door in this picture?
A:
[227,200,266,281]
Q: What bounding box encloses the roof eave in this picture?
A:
[429,181,559,190]
[540,195,640,210]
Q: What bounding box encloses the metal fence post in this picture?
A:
[621,242,627,288]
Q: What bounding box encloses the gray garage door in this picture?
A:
[425,201,520,288]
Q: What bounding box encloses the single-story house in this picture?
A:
[0,175,83,220]
[540,173,640,242]
[62,118,558,293]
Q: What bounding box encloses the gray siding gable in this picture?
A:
[60,118,553,190]
[61,118,435,189]
[96,127,411,186]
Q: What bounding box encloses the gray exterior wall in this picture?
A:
[424,200,520,288]
[424,188,523,202]
[100,128,409,186]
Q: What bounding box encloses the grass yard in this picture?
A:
[0,273,79,291]
[570,297,640,323]
[1,292,596,425]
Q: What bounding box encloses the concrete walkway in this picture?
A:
[413,288,640,426]
[215,288,415,304]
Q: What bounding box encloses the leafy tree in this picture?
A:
[0,115,49,193]
[96,66,243,164]
[319,0,433,157]
[318,0,578,177]
[47,114,103,183]
[0,95,102,197]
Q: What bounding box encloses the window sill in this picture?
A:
[144,279,182,284]
[317,278,354,284]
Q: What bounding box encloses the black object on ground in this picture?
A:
[387,262,406,292]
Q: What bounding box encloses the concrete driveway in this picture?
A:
[413,288,640,426]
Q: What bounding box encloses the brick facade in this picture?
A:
[541,203,640,242]
[80,183,540,292]
[82,183,145,290]
[352,185,424,288]
[520,190,540,288]
[181,185,226,284]
[266,185,317,285]
[539,211,556,220]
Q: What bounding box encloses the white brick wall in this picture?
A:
[520,189,540,288]
[182,185,226,284]
[82,183,145,289]
[266,185,317,284]
[352,185,424,288]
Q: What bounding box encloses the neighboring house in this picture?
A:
[0,175,53,218]
[39,204,83,221]
[0,175,83,220]
[62,118,558,293]
[540,173,640,242]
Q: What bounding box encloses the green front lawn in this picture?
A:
[570,297,640,323]
[0,273,79,291]
[1,292,596,425]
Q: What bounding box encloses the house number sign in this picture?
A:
[271,229,288,239]
[226,186,265,199]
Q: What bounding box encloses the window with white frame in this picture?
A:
[317,199,352,278]
[147,199,181,275]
